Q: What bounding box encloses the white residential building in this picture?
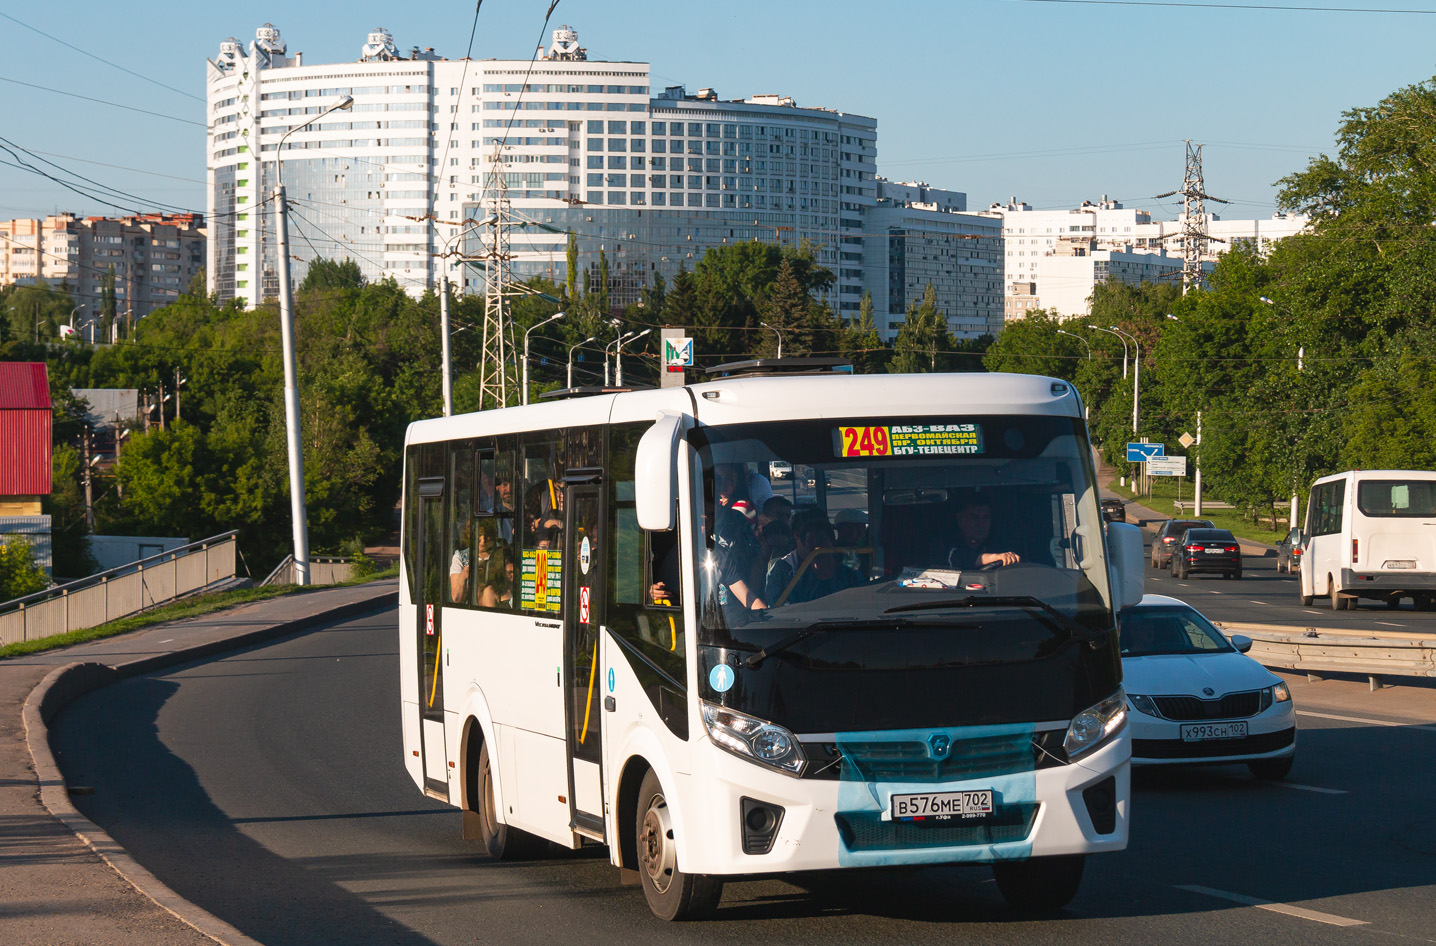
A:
[207,24,877,315]
[862,178,1003,339]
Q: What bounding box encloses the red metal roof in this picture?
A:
[0,363,51,410]
[0,362,52,495]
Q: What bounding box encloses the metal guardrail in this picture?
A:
[260,554,355,587]
[1214,620,1436,690]
[0,531,239,647]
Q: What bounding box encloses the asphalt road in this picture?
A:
[1143,534,1436,635]
[50,607,1436,946]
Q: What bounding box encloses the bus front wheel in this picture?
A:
[993,854,1085,914]
[635,769,722,920]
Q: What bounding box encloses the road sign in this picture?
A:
[1178,431,1196,449]
[1127,442,1165,462]
[663,337,693,372]
[579,586,591,624]
[1147,455,1188,476]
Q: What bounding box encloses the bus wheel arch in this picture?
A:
[614,756,653,874]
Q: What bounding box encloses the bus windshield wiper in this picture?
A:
[882,595,1095,641]
[743,617,945,669]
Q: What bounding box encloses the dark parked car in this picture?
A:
[1101,498,1127,523]
[1150,518,1216,569]
[1276,528,1304,574]
[1170,527,1243,580]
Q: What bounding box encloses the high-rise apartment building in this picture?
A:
[0,213,205,332]
[207,24,878,315]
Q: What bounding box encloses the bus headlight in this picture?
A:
[701,701,807,777]
[1064,687,1127,759]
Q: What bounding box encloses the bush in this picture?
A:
[0,539,48,602]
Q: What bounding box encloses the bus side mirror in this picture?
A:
[1106,522,1144,611]
[636,411,689,531]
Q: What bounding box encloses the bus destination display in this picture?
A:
[520,549,563,611]
[836,424,984,458]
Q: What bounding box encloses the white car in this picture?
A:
[768,460,792,480]
[1121,594,1296,779]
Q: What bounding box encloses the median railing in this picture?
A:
[1215,620,1436,690]
[0,531,239,647]
[260,554,355,587]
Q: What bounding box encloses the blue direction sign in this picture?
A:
[1127,442,1165,462]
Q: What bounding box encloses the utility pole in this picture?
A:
[616,328,650,388]
[439,269,453,416]
[174,367,184,421]
[1154,141,1229,294]
[1194,411,1203,518]
[81,427,95,533]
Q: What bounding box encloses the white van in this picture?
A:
[1299,470,1436,610]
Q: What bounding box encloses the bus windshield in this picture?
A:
[690,415,1115,660]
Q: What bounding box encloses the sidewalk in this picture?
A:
[0,580,397,946]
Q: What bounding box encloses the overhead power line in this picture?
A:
[0,12,204,102]
[0,76,204,126]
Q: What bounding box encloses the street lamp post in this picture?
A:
[759,320,782,359]
[273,94,353,585]
[567,334,598,389]
[616,328,650,387]
[522,311,565,405]
[1108,326,1139,436]
[1088,324,1128,378]
[604,330,638,386]
[68,304,86,342]
[1056,328,1089,358]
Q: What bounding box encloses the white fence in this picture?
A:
[0,531,238,647]
[259,554,355,587]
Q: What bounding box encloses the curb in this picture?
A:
[21,586,398,946]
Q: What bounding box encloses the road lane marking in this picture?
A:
[1174,885,1367,927]
[1375,621,1406,628]
[158,639,174,644]
[1272,782,1348,795]
[1249,600,1267,605]
[1297,710,1436,733]
[1302,610,1323,615]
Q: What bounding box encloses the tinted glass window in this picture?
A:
[1357,480,1436,518]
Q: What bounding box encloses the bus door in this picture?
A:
[563,478,606,836]
[415,479,449,799]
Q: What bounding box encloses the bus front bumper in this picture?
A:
[676,730,1129,876]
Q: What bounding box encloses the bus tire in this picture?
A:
[993,854,1085,914]
[636,769,722,920]
[477,742,544,860]
[1329,577,1348,611]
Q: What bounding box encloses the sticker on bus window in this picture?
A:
[836,424,984,458]
[520,549,563,611]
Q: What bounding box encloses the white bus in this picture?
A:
[399,364,1144,920]
[1299,469,1436,610]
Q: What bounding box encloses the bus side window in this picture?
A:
[448,442,475,605]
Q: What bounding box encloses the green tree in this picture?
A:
[841,291,886,373]
[890,284,950,373]
[566,230,579,300]
[299,257,366,293]
[0,540,47,601]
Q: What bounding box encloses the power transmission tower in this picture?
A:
[1154,141,1228,294]
[476,144,519,409]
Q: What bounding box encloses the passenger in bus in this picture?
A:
[942,497,1021,569]
[648,529,682,607]
[759,495,793,528]
[718,463,775,511]
[470,521,507,608]
[493,473,515,543]
[760,518,795,581]
[449,520,474,602]
[782,519,863,604]
[715,504,768,612]
[527,478,564,536]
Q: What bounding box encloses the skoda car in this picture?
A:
[1121,595,1295,779]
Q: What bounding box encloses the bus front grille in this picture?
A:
[835,803,1038,853]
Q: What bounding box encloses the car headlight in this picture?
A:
[1272,682,1291,703]
[1127,693,1161,718]
[701,701,807,777]
[1065,687,1128,759]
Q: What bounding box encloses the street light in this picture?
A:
[1108,325,1140,436]
[68,304,86,342]
[605,330,639,386]
[616,328,651,387]
[272,93,353,585]
[522,311,564,405]
[1087,324,1128,378]
[1056,328,1089,358]
[759,320,783,359]
[567,334,598,389]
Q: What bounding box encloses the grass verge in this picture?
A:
[1109,476,1286,547]
[0,563,398,660]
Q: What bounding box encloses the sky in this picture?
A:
[4,0,1436,224]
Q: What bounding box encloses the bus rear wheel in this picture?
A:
[635,769,722,920]
[994,854,1085,914]
[477,742,545,860]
